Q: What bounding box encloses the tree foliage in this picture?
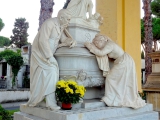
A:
[0,105,12,120]
[0,18,4,32]
[152,18,160,40]
[0,36,11,47]
[141,17,160,43]
[63,0,71,9]
[141,51,145,59]
[0,49,23,86]
[141,19,145,44]
[10,18,29,48]
[0,49,16,61]
[151,0,160,17]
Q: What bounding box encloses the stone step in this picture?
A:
[68,99,106,109]
[41,99,106,109]
[106,111,158,120]
[14,112,45,120]
[14,111,159,120]
[82,99,106,109]
[16,103,158,120]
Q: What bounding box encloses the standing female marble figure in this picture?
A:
[67,0,93,19]
[27,9,76,110]
[84,34,146,109]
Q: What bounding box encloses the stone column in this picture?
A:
[96,0,142,90]
[0,63,2,77]
[7,63,12,89]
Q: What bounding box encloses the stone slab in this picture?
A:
[39,99,106,109]
[14,112,45,120]
[16,104,157,120]
[82,99,106,109]
[14,111,159,120]
[106,111,159,120]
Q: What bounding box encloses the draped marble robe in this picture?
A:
[27,18,62,107]
[89,39,146,109]
[67,0,93,19]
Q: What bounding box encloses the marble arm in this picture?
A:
[60,30,68,43]
[90,45,112,57]
[59,29,77,48]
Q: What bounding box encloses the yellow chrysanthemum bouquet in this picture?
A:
[55,80,86,104]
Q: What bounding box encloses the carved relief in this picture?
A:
[60,69,105,87]
[85,33,91,42]
[77,70,87,81]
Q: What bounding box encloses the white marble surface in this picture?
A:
[14,111,159,120]
[55,47,105,88]
[15,103,158,120]
[67,24,99,47]
[14,112,45,120]
[106,111,158,120]
[84,34,146,109]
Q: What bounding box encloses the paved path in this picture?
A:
[1,101,27,110]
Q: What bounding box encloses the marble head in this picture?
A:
[93,34,108,49]
[57,9,72,26]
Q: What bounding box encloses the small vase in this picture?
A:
[62,103,72,110]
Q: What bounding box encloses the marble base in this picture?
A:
[14,103,158,120]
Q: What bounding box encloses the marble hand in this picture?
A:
[48,57,56,64]
[60,24,68,31]
[69,39,77,48]
[84,42,92,50]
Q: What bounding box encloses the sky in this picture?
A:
[0,0,144,43]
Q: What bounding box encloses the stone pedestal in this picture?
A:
[14,102,158,120]
[143,51,160,112]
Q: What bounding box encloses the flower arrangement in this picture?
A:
[4,76,7,79]
[1,76,4,79]
[55,80,86,104]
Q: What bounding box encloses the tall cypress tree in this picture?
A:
[10,18,29,48]
[39,0,54,30]
[63,0,71,9]
[151,0,160,18]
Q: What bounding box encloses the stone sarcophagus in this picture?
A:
[55,24,107,87]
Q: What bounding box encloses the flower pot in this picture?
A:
[62,103,72,110]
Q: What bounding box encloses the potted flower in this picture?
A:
[1,76,4,80]
[4,76,7,80]
[55,80,86,110]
